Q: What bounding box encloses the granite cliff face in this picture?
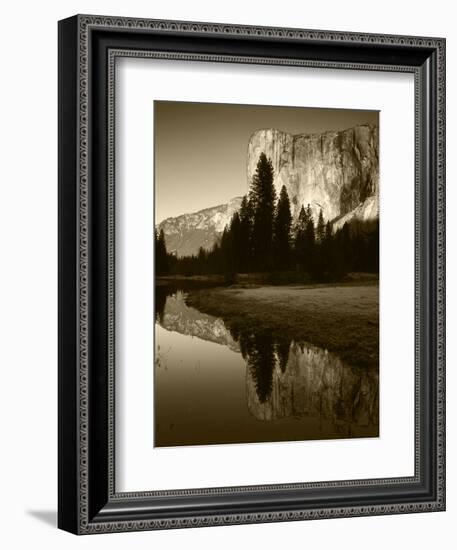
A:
[158,123,379,257]
[247,123,379,224]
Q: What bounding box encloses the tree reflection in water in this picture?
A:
[275,339,290,374]
[156,284,379,439]
[155,284,169,325]
[229,326,378,435]
[241,331,276,404]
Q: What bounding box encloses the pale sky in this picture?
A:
[154,101,379,223]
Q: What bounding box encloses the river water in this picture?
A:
[155,284,378,447]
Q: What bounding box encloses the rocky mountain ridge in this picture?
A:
[158,197,242,257]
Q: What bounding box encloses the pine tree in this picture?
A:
[239,195,253,272]
[294,204,315,274]
[317,209,325,243]
[197,246,207,275]
[155,228,169,276]
[227,211,241,275]
[368,220,379,273]
[313,208,326,279]
[321,220,334,280]
[333,222,351,278]
[294,205,308,270]
[249,153,276,271]
[325,220,333,241]
[220,226,230,274]
[273,185,292,270]
[304,210,316,276]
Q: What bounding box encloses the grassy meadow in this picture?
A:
[186,282,379,369]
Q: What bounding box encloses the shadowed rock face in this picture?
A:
[246,341,379,433]
[247,124,379,224]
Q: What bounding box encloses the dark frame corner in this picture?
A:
[58,14,445,535]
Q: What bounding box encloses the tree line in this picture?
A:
[156,152,379,282]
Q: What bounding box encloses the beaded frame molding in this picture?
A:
[58,14,445,534]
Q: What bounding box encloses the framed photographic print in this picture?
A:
[58,14,446,534]
[153,100,380,447]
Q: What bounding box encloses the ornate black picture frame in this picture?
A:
[58,14,445,534]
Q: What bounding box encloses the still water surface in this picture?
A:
[155,285,378,447]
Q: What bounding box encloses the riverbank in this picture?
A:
[156,274,226,286]
[186,283,379,369]
[157,272,378,286]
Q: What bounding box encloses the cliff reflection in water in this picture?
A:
[155,285,378,446]
[231,329,378,435]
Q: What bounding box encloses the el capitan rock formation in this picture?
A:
[247,123,379,227]
[158,123,379,257]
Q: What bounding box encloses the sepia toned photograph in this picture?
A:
[154,100,379,447]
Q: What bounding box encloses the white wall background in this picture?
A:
[0,1,453,548]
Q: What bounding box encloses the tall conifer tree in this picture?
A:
[249,153,276,271]
[274,185,292,270]
[155,228,169,275]
[317,208,326,243]
[239,194,253,272]
[294,205,308,270]
[304,208,316,275]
